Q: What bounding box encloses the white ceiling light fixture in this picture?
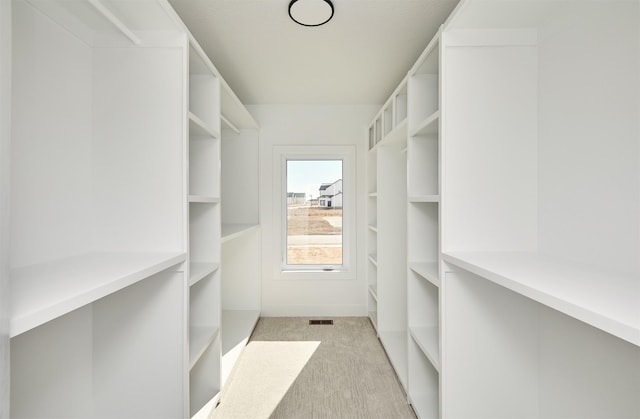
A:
[288,0,334,27]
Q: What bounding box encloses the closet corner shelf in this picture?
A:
[189,326,220,369]
[10,251,187,337]
[189,111,220,139]
[409,325,440,372]
[189,195,220,204]
[221,223,259,243]
[409,195,440,203]
[188,262,220,287]
[409,261,440,287]
[442,251,640,347]
[410,110,440,137]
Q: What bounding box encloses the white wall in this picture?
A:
[249,105,378,316]
[537,1,639,274]
[0,0,11,416]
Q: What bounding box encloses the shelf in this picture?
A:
[221,223,259,243]
[189,262,220,287]
[189,195,220,204]
[442,251,640,347]
[369,284,378,301]
[10,252,186,337]
[409,326,440,372]
[220,113,240,134]
[190,326,220,369]
[409,195,440,203]
[409,262,440,288]
[379,119,408,148]
[220,80,259,130]
[379,330,408,389]
[191,394,220,419]
[368,254,378,267]
[410,393,439,419]
[221,309,260,384]
[189,111,220,139]
[369,311,378,330]
[368,225,378,233]
[410,110,440,137]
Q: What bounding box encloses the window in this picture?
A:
[286,160,343,267]
[274,145,355,279]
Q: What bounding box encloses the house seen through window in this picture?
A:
[286,159,343,267]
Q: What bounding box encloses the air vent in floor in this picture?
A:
[309,319,333,325]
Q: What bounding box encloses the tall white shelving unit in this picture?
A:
[186,41,222,418]
[406,33,441,419]
[8,1,259,418]
[1,1,11,416]
[367,131,379,330]
[219,86,261,386]
[368,1,639,418]
[367,79,409,389]
[9,1,188,417]
[439,0,639,417]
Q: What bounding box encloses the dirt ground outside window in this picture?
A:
[287,205,342,265]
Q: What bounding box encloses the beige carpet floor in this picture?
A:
[211,317,416,419]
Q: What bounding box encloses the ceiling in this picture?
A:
[168,0,460,105]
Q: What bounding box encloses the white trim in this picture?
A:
[272,145,356,280]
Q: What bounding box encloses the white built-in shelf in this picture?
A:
[410,110,440,137]
[191,395,220,419]
[221,309,260,355]
[189,111,220,139]
[369,284,378,301]
[409,195,440,203]
[368,225,378,233]
[379,330,408,388]
[220,113,240,134]
[221,223,259,243]
[369,311,378,328]
[410,262,440,288]
[409,326,440,372]
[379,119,408,148]
[369,192,378,198]
[369,254,378,267]
[189,326,220,369]
[410,393,439,419]
[189,195,220,204]
[10,251,186,337]
[443,251,640,347]
[220,82,259,130]
[221,310,260,384]
[221,309,260,384]
[189,262,220,287]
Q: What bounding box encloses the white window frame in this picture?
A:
[272,145,356,280]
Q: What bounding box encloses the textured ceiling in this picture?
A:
[169,0,460,105]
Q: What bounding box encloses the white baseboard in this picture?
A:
[260,304,367,317]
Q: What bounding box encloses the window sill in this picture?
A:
[277,269,355,281]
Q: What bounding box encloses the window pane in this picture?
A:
[286,160,343,266]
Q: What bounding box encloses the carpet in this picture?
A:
[211,317,416,419]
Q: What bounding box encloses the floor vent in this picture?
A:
[309,319,333,325]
